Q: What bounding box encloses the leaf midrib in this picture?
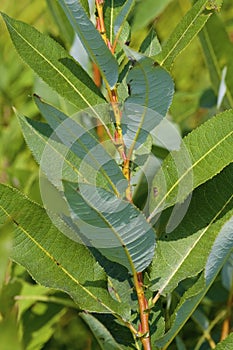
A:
[6,16,101,116]
[0,202,116,314]
[160,0,209,66]
[157,192,233,295]
[148,127,233,221]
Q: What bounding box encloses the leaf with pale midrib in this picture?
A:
[0,184,128,317]
[150,164,233,295]
[154,0,212,70]
[1,13,104,111]
[154,214,233,348]
[148,110,233,221]
[63,181,156,273]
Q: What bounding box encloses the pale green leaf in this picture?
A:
[155,214,233,348]
[154,0,212,70]
[199,13,233,108]
[46,0,74,47]
[140,28,161,57]
[148,110,233,222]
[221,252,233,291]
[0,219,12,288]
[0,184,127,316]
[114,0,135,38]
[63,181,156,273]
[58,0,118,88]
[150,164,233,295]
[205,214,233,285]
[1,13,104,110]
[132,0,173,31]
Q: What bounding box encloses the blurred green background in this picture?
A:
[1,0,233,349]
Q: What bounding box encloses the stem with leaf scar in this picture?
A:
[95,1,152,349]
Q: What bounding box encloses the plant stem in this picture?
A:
[221,286,233,340]
[133,272,152,350]
[95,3,152,348]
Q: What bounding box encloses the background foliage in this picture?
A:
[0,0,233,349]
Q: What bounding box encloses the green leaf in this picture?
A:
[46,0,74,47]
[126,57,174,115]
[58,0,118,88]
[63,181,156,273]
[0,184,127,316]
[148,110,233,221]
[132,0,173,31]
[155,214,233,348]
[205,212,233,285]
[140,28,161,57]
[22,304,65,350]
[154,0,212,70]
[199,13,233,108]
[0,224,12,289]
[80,313,123,350]
[1,13,104,110]
[32,97,126,195]
[150,164,233,295]
[18,109,126,197]
[114,0,135,39]
[214,333,233,349]
[104,0,130,47]
[18,115,80,189]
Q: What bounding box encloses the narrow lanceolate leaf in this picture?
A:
[0,184,128,317]
[1,13,104,111]
[150,164,233,295]
[154,0,212,70]
[18,108,126,195]
[63,182,156,273]
[32,97,127,195]
[114,0,135,38]
[199,14,233,108]
[132,0,173,31]
[58,0,118,88]
[148,110,233,222]
[155,215,233,349]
